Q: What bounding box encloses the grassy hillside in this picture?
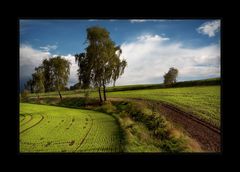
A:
[27,77,220,98]
[24,78,221,128]
[106,77,220,92]
[106,86,220,127]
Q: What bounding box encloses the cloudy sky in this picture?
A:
[20,19,220,90]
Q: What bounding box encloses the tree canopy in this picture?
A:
[75,26,127,103]
[24,56,70,101]
[163,67,178,85]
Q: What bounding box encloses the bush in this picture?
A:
[154,127,170,140]
[159,137,186,153]
[97,101,116,114]
[58,98,85,108]
[84,90,91,105]
[21,90,30,102]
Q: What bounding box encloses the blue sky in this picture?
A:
[20,19,220,90]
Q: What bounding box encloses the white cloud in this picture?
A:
[137,34,169,42]
[115,34,220,86]
[39,44,57,52]
[88,19,98,21]
[197,20,220,37]
[130,19,170,23]
[60,54,78,87]
[20,44,51,78]
[130,20,147,23]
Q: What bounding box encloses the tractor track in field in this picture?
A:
[75,114,93,152]
[20,114,33,126]
[109,97,221,152]
[20,114,44,134]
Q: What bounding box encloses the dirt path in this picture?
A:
[109,97,221,152]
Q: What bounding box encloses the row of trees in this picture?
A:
[24,26,127,103]
[24,56,70,101]
[75,26,127,103]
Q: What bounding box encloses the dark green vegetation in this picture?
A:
[163,67,178,85]
[25,56,71,101]
[74,26,127,102]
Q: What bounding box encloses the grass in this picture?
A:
[93,101,200,152]
[26,85,220,128]
[20,103,120,152]
[107,86,220,127]
[27,78,220,97]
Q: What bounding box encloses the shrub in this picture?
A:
[153,127,170,140]
[84,90,91,105]
[21,89,30,102]
[97,101,116,114]
[159,137,186,153]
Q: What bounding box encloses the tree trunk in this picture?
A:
[113,80,116,87]
[103,84,107,101]
[58,88,62,101]
[98,86,102,103]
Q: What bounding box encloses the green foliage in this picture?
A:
[42,58,55,92]
[96,101,116,114]
[75,26,127,102]
[25,56,70,101]
[27,84,220,127]
[75,53,91,89]
[20,89,30,102]
[107,86,220,127]
[114,101,187,152]
[20,103,120,152]
[24,79,34,93]
[121,102,171,140]
[32,66,45,94]
[164,67,178,85]
[50,56,70,92]
[159,138,187,153]
[106,78,220,92]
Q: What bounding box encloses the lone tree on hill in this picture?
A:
[163,67,178,85]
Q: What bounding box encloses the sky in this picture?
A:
[19,19,221,90]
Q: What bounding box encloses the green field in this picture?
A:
[27,85,220,128]
[20,103,120,152]
[106,86,220,127]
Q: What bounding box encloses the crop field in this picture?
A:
[106,86,220,127]
[27,86,220,127]
[20,103,120,152]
